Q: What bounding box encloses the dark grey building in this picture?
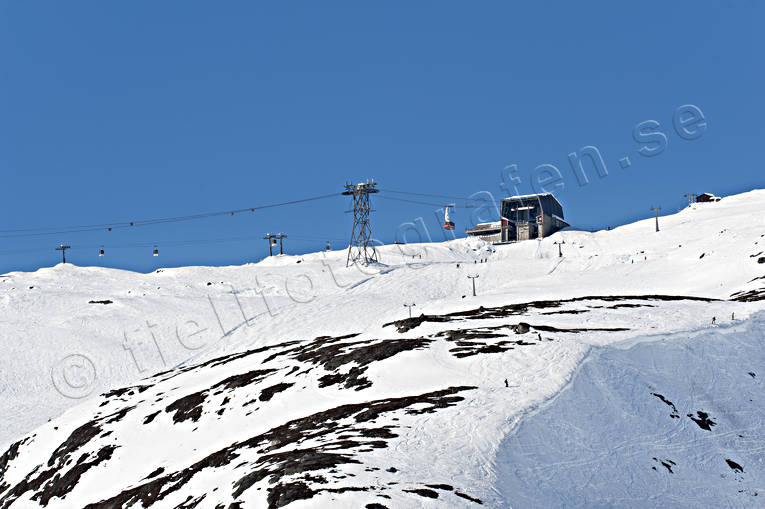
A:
[466,193,568,242]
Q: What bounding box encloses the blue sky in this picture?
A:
[1,1,763,273]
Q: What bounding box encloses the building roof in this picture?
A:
[503,192,555,200]
[502,193,563,207]
[502,193,564,218]
[465,221,502,235]
[469,221,501,230]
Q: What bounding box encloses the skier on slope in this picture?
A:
[712,316,716,325]
[504,379,509,388]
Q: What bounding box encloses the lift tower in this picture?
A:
[56,244,71,264]
[343,179,379,267]
[263,233,277,257]
[275,233,287,255]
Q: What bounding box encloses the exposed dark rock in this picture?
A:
[33,446,118,506]
[731,288,765,302]
[101,385,151,400]
[449,344,512,358]
[385,314,450,333]
[0,440,22,479]
[651,393,679,417]
[213,369,277,393]
[435,328,506,341]
[81,387,474,509]
[174,494,206,508]
[88,300,113,305]
[725,459,744,473]
[404,488,439,499]
[151,341,300,383]
[529,324,629,333]
[270,336,431,391]
[426,483,453,491]
[606,303,655,309]
[266,481,314,508]
[258,383,294,402]
[0,427,117,509]
[432,327,523,358]
[47,420,103,468]
[383,295,717,332]
[104,406,136,425]
[514,323,530,334]
[233,451,362,498]
[165,391,208,424]
[319,366,372,391]
[514,339,535,346]
[455,491,483,504]
[261,334,359,364]
[145,467,165,479]
[143,411,161,425]
[687,411,716,431]
[301,473,328,484]
[293,337,430,372]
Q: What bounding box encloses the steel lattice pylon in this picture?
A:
[343,179,379,267]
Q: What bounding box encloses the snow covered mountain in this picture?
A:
[1,189,765,508]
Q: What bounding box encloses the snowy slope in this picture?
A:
[1,189,764,508]
[495,313,765,508]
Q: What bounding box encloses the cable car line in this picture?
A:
[0,187,478,264]
[0,232,350,256]
[378,188,475,201]
[0,192,343,238]
[377,195,476,208]
[377,196,447,207]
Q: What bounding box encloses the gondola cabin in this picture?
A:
[443,204,455,230]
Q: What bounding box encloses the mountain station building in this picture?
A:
[465,193,568,243]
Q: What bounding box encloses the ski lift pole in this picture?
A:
[55,244,71,264]
[467,274,479,296]
[276,233,287,255]
[264,233,275,257]
[553,240,564,257]
[650,206,661,232]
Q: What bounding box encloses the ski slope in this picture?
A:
[1,189,764,508]
[495,313,765,507]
